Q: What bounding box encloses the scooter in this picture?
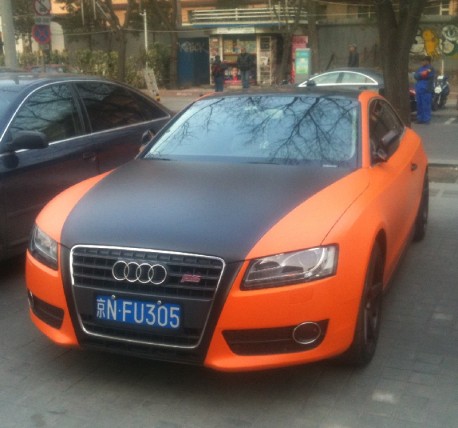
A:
[432,75,450,110]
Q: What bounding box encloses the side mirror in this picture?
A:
[380,129,400,150]
[373,129,400,163]
[306,80,316,87]
[6,131,48,152]
[139,129,156,154]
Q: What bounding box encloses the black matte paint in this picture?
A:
[61,159,351,262]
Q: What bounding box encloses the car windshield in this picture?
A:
[144,94,359,167]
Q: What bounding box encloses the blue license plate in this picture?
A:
[95,296,181,329]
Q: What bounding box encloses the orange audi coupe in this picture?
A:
[26,89,428,371]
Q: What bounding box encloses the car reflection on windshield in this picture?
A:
[144,95,359,168]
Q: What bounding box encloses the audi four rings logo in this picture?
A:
[112,261,168,285]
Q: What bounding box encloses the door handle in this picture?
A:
[82,152,97,162]
[411,163,418,171]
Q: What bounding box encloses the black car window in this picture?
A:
[369,100,404,162]
[75,82,167,133]
[311,72,340,85]
[146,95,359,167]
[341,72,377,85]
[9,83,82,143]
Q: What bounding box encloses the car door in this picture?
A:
[0,82,98,258]
[368,99,424,275]
[74,81,172,172]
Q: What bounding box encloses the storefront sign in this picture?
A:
[291,36,308,83]
[295,48,311,82]
[215,27,255,35]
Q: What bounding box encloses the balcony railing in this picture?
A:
[185,7,308,27]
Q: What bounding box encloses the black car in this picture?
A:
[0,73,172,260]
[297,68,417,112]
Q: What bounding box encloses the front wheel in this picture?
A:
[413,171,429,242]
[438,94,447,108]
[339,243,384,366]
[432,94,439,111]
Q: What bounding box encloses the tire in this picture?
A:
[438,95,447,109]
[432,95,439,111]
[339,243,384,366]
[413,172,429,242]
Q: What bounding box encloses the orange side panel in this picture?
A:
[28,172,111,346]
[26,252,79,346]
[35,172,110,244]
[245,169,370,260]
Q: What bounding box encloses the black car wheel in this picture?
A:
[413,172,429,242]
[432,95,439,111]
[339,243,384,366]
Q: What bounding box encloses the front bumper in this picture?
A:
[26,246,363,371]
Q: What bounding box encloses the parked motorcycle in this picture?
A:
[432,75,450,110]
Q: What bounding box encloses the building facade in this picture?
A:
[6,1,455,86]
[178,0,309,87]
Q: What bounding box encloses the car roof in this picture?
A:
[0,72,172,126]
[311,68,384,81]
[0,72,165,106]
[0,72,110,89]
[199,86,365,101]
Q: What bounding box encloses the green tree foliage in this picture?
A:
[142,0,179,87]
[53,0,177,86]
[12,0,34,52]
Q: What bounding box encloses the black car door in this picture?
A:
[74,81,172,172]
[0,82,97,258]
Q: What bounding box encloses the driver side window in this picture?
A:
[369,100,404,163]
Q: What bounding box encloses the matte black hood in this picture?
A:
[61,159,351,262]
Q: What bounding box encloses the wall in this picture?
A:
[316,18,458,79]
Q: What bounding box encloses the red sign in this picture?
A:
[32,25,51,45]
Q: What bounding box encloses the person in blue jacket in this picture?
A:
[414,55,435,124]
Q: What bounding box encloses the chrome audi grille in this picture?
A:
[71,246,224,299]
[70,245,225,350]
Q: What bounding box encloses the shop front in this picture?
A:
[209,29,279,87]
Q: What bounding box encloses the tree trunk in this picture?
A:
[278,33,293,83]
[149,0,179,88]
[168,32,178,88]
[117,30,127,82]
[306,0,319,74]
[374,1,427,125]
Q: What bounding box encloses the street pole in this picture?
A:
[140,9,148,68]
[0,0,18,68]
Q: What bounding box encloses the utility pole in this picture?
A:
[140,9,160,102]
[0,0,18,68]
[140,9,148,64]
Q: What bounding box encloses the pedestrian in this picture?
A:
[347,44,359,67]
[414,55,435,124]
[237,47,253,89]
[211,55,226,92]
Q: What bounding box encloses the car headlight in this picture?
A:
[242,245,338,289]
[29,225,58,270]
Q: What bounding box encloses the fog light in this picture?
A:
[292,322,322,345]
